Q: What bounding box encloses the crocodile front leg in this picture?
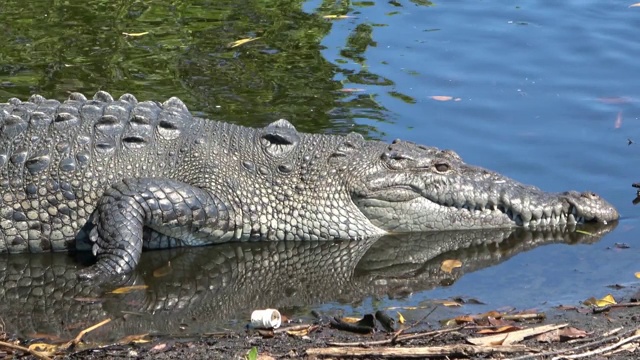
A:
[77,178,234,280]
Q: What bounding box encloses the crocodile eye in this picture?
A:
[434,163,450,173]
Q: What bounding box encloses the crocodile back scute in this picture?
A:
[0,92,199,254]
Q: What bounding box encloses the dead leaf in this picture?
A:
[431,96,453,101]
[437,300,462,307]
[340,88,365,92]
[149,343,170,353]
[153,262,172,277]
[228,37,260,48]
[467,323,568,346]
[323,15,352,19]
[454,315,475,324]
[477,326,521,334]
[286,327,310,337]
[630,3,640,7]
[615,111,623,129]
[584,294,617,307]
[440,259,462,273]
[110,285,148,294]
[397,311,405,324]
[28,343,58,356]
[536,327,588,343]
[119,333,151,344]
[635,272,640,279]
[340,317,361,323]
[122,32,149,37]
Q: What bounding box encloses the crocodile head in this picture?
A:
[343,139,619,231]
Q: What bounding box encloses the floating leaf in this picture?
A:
[323,15,352,19]
[228,37,260,48]
[153,262,172,277]
[110,285,148,294]
[630,3,640,7]
[396,311,405,324]
[574,229,592,235]
[615,111,623,129]
[430,96,462,102]
[440,259,462,273]
[635,272,640,279]
[433,300,462,307]
[122,32,149,37]
[340,88,365,92]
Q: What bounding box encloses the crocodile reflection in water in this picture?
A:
[0,223,616,341]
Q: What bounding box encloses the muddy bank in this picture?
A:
[3,291,639,360]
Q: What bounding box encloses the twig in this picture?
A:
[59,318,112,351]
[506,326,639,360]
[307,343,529,358]
[274,324,312,333]
[554,330,640,359]
[592,302,640,314]
[0,340,52,360]
[326,326,466,347]
[501,313,546,321]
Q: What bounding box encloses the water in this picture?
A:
[0,0,638,339]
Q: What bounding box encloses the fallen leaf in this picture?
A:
[584,294,617,307]
[635,272,640,279]
[630,3,640,7]
[119,333,151,344]
[397,311,405,324]
[340,88,365,92]
[150,343,170,353]
[536,327,588,343]
[436,300,462,307]
[340,317,361,323]
[440,259,462,273]
[467,323,568,346]
[109,285,148,294]
[122,32,149,37]
[153,262,172,277]
[454,315,475,324]
[615,111,622,129]
[430,95,453,101]
[228,37,260,48]
[477,325,521,334]
[28,343,58,356]
[323,15,352,19]
[286,327,310,337]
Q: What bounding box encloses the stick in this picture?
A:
[307,344,528,358]
[555,331,640,359]
[506,326,639,360]
[0,340,52,360]
[59,318,112,351]
[326,326,466,347]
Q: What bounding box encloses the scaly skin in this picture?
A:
[0,92,619,279]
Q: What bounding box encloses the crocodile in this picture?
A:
[0,91,619,279]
